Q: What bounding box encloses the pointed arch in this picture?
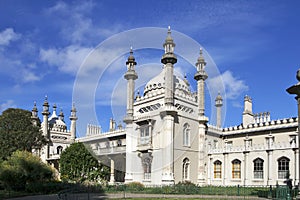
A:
[182,157,190,181]
[183,123,190,146]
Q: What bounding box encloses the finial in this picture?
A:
[53,103,57,109]
[45,95,48,101]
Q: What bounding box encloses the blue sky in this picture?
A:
[0,0,300,137]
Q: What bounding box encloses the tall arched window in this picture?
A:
[183,158,190,180]
[143,157,151,180]
[278,157,290,179]
[57,146,63,155]
[214,160,222,179]
[253,158,264,179]
[183,123,190,146]
[232,159,241,179]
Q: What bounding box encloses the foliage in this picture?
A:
[0,150,54,191]
[125,182,145,191]
[0,108,46,160]
[60,142,109,183]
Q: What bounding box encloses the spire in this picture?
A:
[184,73,190,86]
[50,104,58,119]
[59,108,64,121]
[161,26,177,64]
[194,48,208,81]
[31,101,38,126]
[215,92,223,107]
[31,101,38,118]
[126,46,137,71]
[70,102,77,119]
[42,95,50,116]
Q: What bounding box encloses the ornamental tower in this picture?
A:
[124,47,138,123]
[161,26,177,107]
[70,103,77,143]
[160,26,177,184]
[41,96,50,161]
[31,101,39,126]
[194,48,209,185]
[124,47,138,182]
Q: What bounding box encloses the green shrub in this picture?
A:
[0,150,54,191]
[125,182,145,191]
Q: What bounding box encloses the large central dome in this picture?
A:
[143,70,192,98]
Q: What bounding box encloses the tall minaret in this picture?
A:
[160,27,177,185]
[41,96,50,162]
[69,103,77,143]
[194,48,208,185]
[31,101,39,126]
[161,26,177,107]
[124,47,138,123]
[124,47,138,183]
[194,48,208,116]
[215,92,223,128]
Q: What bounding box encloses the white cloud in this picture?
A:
[40,45,93,75]
[207,70,248,99]
[0,28,21,46]
[0,100,16,113]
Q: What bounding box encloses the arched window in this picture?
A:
[214,160,222,179]
[57,146,63,155]
[232,159,241,179]
[183,158,190,180]
[183,123,190,146]
[278,157,290,179]
[253,158,264,179]
[143,157,151,180]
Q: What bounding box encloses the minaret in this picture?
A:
[69,103,77,143]
[194,48,208,185]
[31,101,39,126]
[124,47,138,183]
[160,26,177,185]
[124,47,138,123]
[215,92,223,128]
[161,26,177,107]
[41,96,50,162]
[194,48,208,116]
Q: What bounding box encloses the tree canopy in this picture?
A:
[60,142,109,183]
[0,108,46,160]
[0,150,54,190]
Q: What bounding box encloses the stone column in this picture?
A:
[161,114,175,184]
[110,158,115,184]
[267,150,273,185]
[223,153,228,185]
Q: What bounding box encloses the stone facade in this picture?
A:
[31,97,77,171]
[41,28,298,186]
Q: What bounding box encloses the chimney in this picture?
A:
[242,95,254,127]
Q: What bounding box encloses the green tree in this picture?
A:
[0,150,53,190]
[60,142,109,183]
[0,108,46,160]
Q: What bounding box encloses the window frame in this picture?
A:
[183,158,190,181]
[183,123,191,147]
[214,160,222,179]
[253,158,264,179]
[278,157,290,179]
[232,159,241,179]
